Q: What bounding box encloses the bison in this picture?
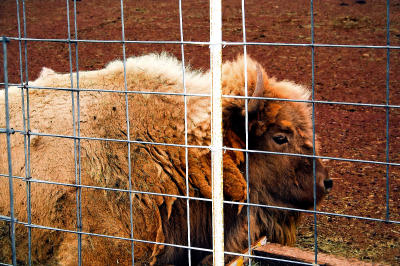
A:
[0,53,331,265]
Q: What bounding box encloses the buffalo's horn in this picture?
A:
[247,64,264,114]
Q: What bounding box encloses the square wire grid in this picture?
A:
[1,0,400,266]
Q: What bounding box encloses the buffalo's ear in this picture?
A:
[223,63,268,143]
[225,64,266,142]
[241,64,264,118]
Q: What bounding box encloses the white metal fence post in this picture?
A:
[210,0,224,265]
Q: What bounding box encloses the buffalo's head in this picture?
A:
[223,61,332,211]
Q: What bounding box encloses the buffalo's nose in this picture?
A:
[324,179,333,191]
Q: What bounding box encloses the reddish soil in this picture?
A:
[1,0,399,265]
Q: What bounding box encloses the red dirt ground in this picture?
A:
[1,0,399,265]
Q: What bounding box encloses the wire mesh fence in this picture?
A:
[1,0,400,265]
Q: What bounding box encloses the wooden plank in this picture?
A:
[253,243,379,266]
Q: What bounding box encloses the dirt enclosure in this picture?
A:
[1,0,400,265]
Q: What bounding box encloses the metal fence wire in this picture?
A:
[1,0,400,265]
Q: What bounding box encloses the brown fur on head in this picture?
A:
[220,55,330,251]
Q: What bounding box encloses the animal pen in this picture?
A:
[1,0,400,265]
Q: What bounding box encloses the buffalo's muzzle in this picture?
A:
[324,179,333,192]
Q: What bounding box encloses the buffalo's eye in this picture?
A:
[272,134,288,145]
